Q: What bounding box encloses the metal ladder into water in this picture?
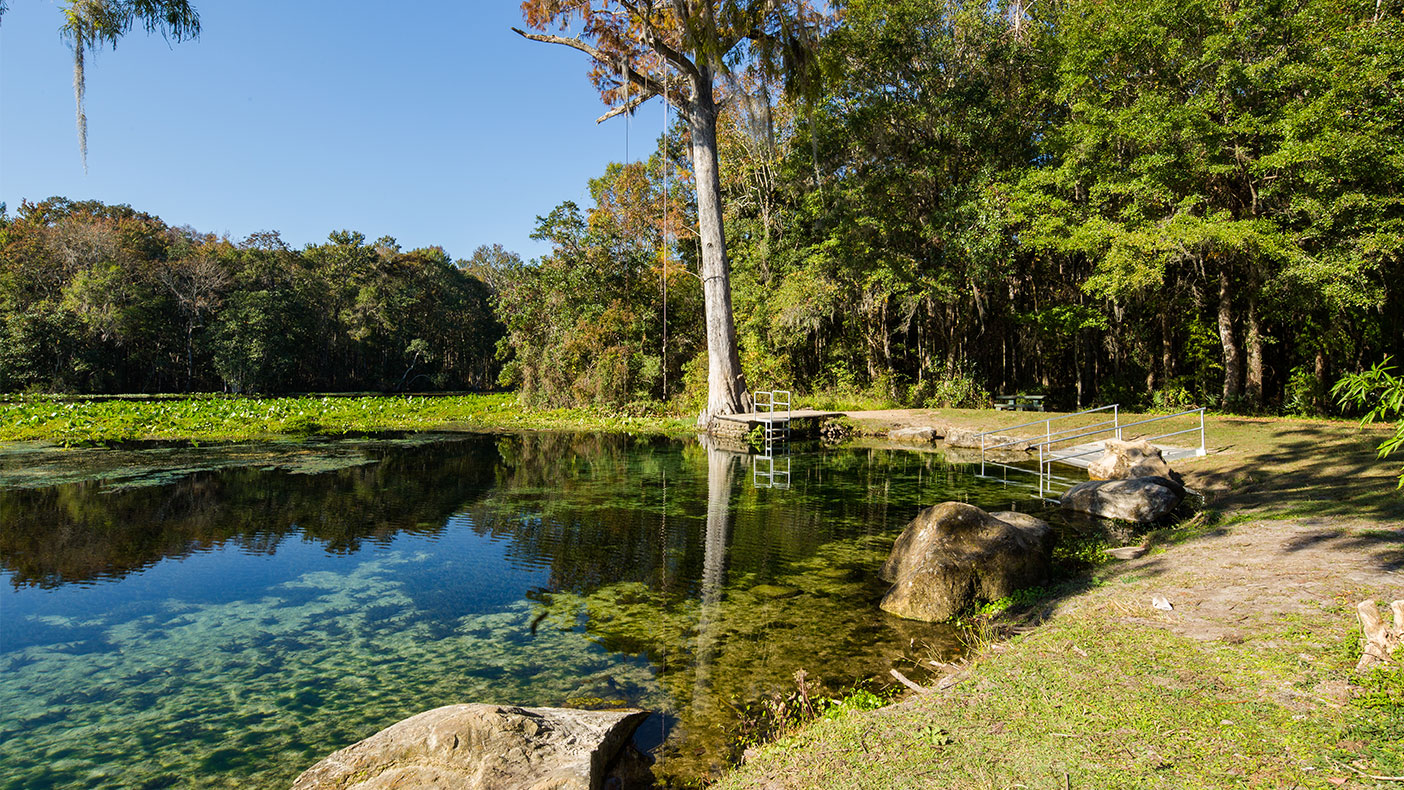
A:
[752,389,791,489]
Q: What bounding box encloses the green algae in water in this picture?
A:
[0,433,1051,789]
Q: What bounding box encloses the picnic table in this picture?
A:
[994,394,1046,412]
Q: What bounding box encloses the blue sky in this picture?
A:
[0,1,666,260]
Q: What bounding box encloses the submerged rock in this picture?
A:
[749,583,801,599]
[879,502,1054,622]
[1060,477,1184,523]
[1088,438,1181,483]
[292,703,651,790]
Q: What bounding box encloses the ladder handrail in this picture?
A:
[753,389,793,461]
[754,389,792,418]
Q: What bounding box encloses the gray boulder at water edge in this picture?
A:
[879,502,1055,622]
[292,704,651,790]
[888,426,939,443]
[1088,438,1182,483]
[1059,476,1185,523]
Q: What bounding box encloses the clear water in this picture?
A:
[0,432,1056,788]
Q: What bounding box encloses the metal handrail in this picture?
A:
[984,417,1121,451]
[977,404,1207,500]
[1004,420,1126,451]
[753,390,794,457]
[1111,408,1203,433]
[754,389,791,419]
[974,404,1119,438]
[979,403,1122,500]
[1010,407,1205,452]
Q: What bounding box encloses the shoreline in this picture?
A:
[2,402,1399,787]
[716,411,1404,789]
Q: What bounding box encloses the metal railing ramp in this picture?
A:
[976,405,1206,501]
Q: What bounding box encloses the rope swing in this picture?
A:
[661,69,669,398]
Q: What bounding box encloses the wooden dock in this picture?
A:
[711,409,840,427]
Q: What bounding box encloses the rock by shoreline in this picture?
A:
[292,704,652,790]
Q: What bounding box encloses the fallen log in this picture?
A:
[1355,599,1404,673]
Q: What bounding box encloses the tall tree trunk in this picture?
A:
[689,80,750,423]
[1245,289,1264,409]
[1218,267,1243,404]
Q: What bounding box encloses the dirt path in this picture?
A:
[1078,517,1402,646]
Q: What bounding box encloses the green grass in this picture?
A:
[721,613,1401,789]
[0,393,696,444]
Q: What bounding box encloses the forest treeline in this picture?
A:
[498,0,1403,414]
[0,198,499,394]
[3,0,1401,413]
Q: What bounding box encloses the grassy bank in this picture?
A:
[721,593,1402,789]
[840,407,1403,520]
[716,411,1403,789]
[0,393,694,444]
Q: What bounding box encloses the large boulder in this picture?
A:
[879,503,1054,622]
[1087,438,1181,483]
[888,426,939,443]
[943,427,1025,451]
[1059,476,1185,523]
[292,704,651,790]
[941,427,983,449]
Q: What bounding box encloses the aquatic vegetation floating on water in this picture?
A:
[0,393,696,444]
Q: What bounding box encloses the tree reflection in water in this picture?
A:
[0,432,996,787]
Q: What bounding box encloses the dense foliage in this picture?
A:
[712,0,1401,411]
[1334,357,1404,486]
[496,0,1401,413]
[494,157,705,409]
[0,198,501,394]
[5,0,1400,415]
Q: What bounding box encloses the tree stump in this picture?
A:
[1355,599,1404,673]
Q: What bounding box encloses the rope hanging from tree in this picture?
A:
[662,68,669,398]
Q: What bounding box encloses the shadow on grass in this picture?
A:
[1185,419,1403,521]
[992,489,1401,634]
[1278,526,1404,573]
